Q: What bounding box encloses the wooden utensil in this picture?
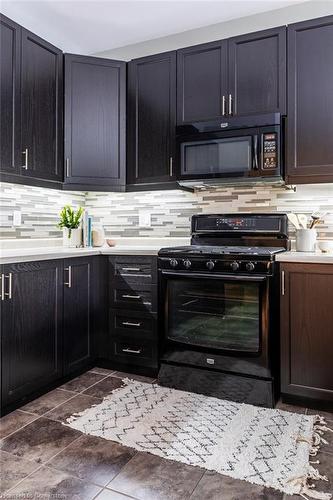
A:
[297,214,308,229]
[287,213,300,229]
[309,211,327,229]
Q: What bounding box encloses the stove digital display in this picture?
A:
[194,216,281,232]
[217,218,256,229]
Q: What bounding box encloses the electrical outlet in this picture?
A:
[13,211,22,226]
[139,211,151,227]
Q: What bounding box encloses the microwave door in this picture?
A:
[180,135,253,179]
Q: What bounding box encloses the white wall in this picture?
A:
[94,1,333,60]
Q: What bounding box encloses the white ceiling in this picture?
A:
[1,0,306,54]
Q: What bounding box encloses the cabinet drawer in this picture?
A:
[110,283,157,312]
[109,256,157,284]
[111,337,157,368]
[110,309,156,338]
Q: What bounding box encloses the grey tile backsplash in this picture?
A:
[1,181,333,240]
[0,183,85,239]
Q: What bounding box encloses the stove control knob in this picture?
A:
[170,258,178,268]
[246,261,255,272]
[206,260,215,271]
[230,261,240,271]
[183,259,192,269]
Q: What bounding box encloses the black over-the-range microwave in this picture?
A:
[176,113,283,183]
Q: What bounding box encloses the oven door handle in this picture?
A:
[160,271,268,282]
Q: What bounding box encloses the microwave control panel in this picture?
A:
[262,133,278,169]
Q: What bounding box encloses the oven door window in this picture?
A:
[166,278,261,353]
[181,136,252,177]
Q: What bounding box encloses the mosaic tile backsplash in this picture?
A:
[1,181,333,240]
[0,183,85,239]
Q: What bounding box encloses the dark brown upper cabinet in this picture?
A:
[64,54,126,191]
[127,51,177,187]
[280,263,333,405]
[228,27,286,116]
[0,15,63,188]
[177,27,286,125]
[0,15,21,176]
[21,29,63,183]
[286,16,333,184]
[177,41,227,124]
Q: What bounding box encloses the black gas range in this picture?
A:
[157,213,289,408]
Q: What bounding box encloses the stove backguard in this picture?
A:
[190,213,290,250]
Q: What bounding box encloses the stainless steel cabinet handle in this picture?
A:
[122,294,141,300]
[281,270,285,296]
[121,267,141,272]
[66,158,70,178]
[122,321,142,327]
[64,266,72,288]
[122,348,142,354]
[0,274,4,301]
[169,157,173,177]
[4,273,12,299]
[222,95,226,116]
[22,148,28,170]
[228,94,233,116]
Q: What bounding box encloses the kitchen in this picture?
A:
[0,1,333,499]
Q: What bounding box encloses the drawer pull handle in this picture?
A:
[64,266,72,288]
[122,294,141,300]
[281,270,285,296]
[4,273,12,299]
[122,348,142,354]
[22,148,28,170]
[122,321,142,327]
[121,267,141,272]
[1,274,4,301]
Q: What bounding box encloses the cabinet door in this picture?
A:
[1,260,63,410]
[0,15,21,175]
[63,257,92,376]
[228,27,286,116]
[177,41,228,124]
[21,29,63,182]
[64,54,126,190]
[286,16,333,184]
[280,263,333,403]
[127,52,176,185]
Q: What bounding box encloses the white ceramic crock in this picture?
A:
[295,228,317,252]
[63,228,82,248]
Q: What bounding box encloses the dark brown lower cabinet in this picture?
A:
[107,256,158,373]
[63,257,93,376]
[0,256,100,415]
[280,263,333,405]
[1,260,63,412]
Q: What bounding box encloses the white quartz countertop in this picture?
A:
[275,251,333,264]
[0,238,190,264]
[1,239,333,265]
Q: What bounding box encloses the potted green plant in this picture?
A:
[58,205,84,248]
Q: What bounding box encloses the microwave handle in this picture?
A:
[252,135,259,170]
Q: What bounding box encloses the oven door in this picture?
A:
[160,271,269,357]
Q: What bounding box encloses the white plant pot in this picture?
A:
[296,228,317,252]
[63,228,82,248]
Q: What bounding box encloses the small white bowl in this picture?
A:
[318,241,333,253]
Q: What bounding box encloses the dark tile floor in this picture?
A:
[0,368,332,500]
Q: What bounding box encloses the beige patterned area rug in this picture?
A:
[65,378,332,499]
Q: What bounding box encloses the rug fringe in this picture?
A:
[291,416,332,500]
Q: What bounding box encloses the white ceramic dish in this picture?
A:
[318,240,333,253]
